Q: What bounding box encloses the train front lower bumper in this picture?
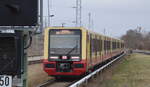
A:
[43,59,87,76]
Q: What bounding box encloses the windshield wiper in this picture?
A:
[66,44,78,55]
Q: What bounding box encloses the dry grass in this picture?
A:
[27,64,53,87]
[27,53,150,87]
[100,53,150,87]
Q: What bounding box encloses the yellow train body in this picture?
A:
[43,27,124,76]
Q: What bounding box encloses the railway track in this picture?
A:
[36,52,126,87]
[45,81,73,87]
[28,59,42,65]
[69,52,126,87]
[37,78,78,87]
[133,50,150,55]
[28,56,43,65]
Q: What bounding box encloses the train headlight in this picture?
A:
[71,56,80,59]
[50,56,58,59]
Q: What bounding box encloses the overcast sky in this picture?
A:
[43,0,150,38]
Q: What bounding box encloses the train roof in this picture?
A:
[45,27,124,42]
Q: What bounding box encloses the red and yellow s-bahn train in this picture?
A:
[43,27,124,77]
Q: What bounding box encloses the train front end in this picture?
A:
[43,27,87,77]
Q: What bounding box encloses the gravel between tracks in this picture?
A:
[46,81,71,87]
[28,63,53,87]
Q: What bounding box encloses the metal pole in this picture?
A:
[104,28,106,35]
[88,13,91,29]
[79,0,82,27]
[76,0,78,27]
[40,0,43,32]
[76,0,82,27]
[92,18,94,31]
[23,33,28,87]
[48,0,50,26]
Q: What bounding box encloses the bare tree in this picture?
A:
[121,28,150,50]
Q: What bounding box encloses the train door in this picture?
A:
[89,34,93,67]
[86,31,91,69]
[99,36,102,63]
[95,35,98,64]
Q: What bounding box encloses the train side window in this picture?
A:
[95,38,97,56]
[106,40,108,50]
[108,41,110,50]
[90,36,95,56]
[105,40,106,50]
[118,42,119,48]
[97,39,100,52]
[96,38,100,55]
[100,39,102,52]
[104,40,108,51]
[108,41,109,50]
[109,41,111,49]
[113,42,116,49]
[107,41,109,50]
[114,42,116,49]
[94,38,97,53]
[117,42,118,48]
[104,40,106,51]
[112,42,113,49]
[92,39,94,53]
[115,42,116,49]
[90,35,92,57]
[86,32,90,57]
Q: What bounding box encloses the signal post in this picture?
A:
[0,0,38,87]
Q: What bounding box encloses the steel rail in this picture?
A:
[133,50,150,55]
[36,79,56,87]
[69,52,126,87]
[28,56,43,65]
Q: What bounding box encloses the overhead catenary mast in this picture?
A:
[88,13,94,31]
[40,0,43,32]
[48,0,50,26]
[47,0,54,26]
[88,13,91,29]
[76,0,82,27]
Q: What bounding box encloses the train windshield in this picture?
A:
[49,29,81,56]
